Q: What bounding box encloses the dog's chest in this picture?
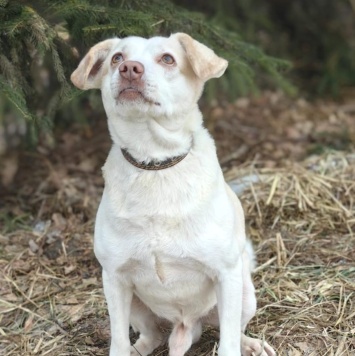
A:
[120,251,210,284]
[102,144,220,219]
[120,250,217,320]
[96,203,219,320]
[115,213,214,282]
[96,145,234,319]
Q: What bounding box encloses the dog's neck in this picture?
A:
[107,107,202,162]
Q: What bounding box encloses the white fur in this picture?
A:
[71,33,275,356]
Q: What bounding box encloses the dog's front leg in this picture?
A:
[103,269,133,356]
[216,257,243,356]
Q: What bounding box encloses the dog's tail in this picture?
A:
[228,174,260,195]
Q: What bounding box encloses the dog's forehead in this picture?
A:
[114,36,181,56]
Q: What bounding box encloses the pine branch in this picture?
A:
[0,0,294,138]
[0,75,35,122]
[0,54,16,81]
[50,44,67,84]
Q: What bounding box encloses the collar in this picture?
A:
[121,148,189,170]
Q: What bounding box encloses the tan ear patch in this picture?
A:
[71,38,120,90]
[173,33,228,81]
[88,58,105,79]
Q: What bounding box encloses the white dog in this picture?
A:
[71,33,275,356]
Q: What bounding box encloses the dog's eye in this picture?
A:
[112,53,123,64]
[161,54,175,65]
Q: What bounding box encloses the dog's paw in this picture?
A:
[241,334,276,356]
[130,335,163,356]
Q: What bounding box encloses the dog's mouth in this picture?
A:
[118,87,160,106]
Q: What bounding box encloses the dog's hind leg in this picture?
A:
[130,296,165,356]
[240,253,276,356]
[241,334,275,356]
[241,252,257,332]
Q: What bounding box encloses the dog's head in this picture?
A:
[71,33,228,118]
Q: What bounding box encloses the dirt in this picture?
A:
[0,91,354,355]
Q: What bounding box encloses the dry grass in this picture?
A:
[226,153,355,355]
[1,151,354,355]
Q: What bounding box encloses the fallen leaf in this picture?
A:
[64,265,76,275]
[24,314,34,332]
[82,277,98,286]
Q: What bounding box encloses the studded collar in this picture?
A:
[121,147,189,170]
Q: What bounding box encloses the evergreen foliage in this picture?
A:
[0,0,292,136]
[181,0,355,95]
[264,0,355,95]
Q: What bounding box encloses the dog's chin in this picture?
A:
[117,89,160,107]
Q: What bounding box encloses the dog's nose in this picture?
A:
[119,61,144,81]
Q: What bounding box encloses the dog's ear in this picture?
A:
[173,33,228,81]
[71,38,120,90]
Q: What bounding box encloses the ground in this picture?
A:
[0,91,354,355]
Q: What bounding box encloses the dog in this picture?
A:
[71,33,275,356]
